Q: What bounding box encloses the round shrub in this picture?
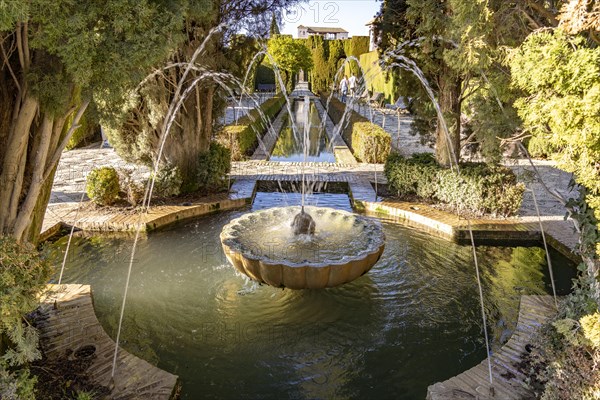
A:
[85,167,120,205]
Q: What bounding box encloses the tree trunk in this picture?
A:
[0,95,82,243]
[0,32,85,243]
[160,82,215,192]
[435,72,462,168]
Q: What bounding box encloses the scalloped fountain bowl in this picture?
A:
[220,206,385,289]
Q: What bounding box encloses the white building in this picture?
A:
[297,26,349,40]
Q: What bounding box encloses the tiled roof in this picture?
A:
[305,26,348,33]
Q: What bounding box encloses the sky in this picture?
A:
[280,0,381,38]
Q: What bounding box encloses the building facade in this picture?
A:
[297,26,349,40]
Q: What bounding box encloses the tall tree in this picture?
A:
[106,0,300,193]
[374,0,567,165]
[269,13,281,37]
[0,0,184,243]
[267,34,313,92]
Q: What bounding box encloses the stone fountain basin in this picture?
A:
[220,206,385,289]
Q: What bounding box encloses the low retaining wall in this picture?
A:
[36,284,179,399]
[427,295,557,400]
[361,200,580,263]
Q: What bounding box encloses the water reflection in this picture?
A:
[270,101,335,163]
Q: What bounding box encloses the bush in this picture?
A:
[351,121,391,163]
[523,313,600,400]
[217,95,285,160]
[85,167,120,205]
[320,94,368,147]
[385,153,525,216]
[151,163,182,198]
[197,142,231,192]
[0,236,53,400]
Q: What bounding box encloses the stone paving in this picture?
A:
[331,93,434,155]
[36,284,178,399]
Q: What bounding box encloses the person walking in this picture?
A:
[348,73,357,98]
[340,76,349,103]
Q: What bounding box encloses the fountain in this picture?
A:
[220,206,385,289]
[220,90,385,289]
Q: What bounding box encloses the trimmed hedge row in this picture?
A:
[321,94,367,146]
[321,95,390,163]
[218,96,285,161]
[385,153,525,217]
[352,122,391,163]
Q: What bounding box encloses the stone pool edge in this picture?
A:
[35,284,179,399]
[357,199,580,263]
[40,196,251,240]
[426,295,557,400]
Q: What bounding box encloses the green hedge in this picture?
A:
[352,122,391,163]
[320,94,367,146]
[218,95,285,161]
[385,153,525,217]
[197,142,231,192]
[321,95,390,163]
[359,51,399,104]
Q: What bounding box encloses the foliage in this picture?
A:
[0,0,189,242]
[358,51,398,104]
[30,0,187,117]
[0,236,53,399]
[525,318,600,400]
[267,35,313,91]
[85,167,120,206]
[351,122,392,163]
[255,64,276,87]
[343,36,370,77]
[76,390,97,400]
[510,29,600,218]
[151,163,182,198]
[303,36,370,95]
[218,96,285,160]
[306,35,329,94]
[321,94,368,148]
[385,153,525,216]
[65,113,99,151]
[196,142,231,192]
[104,1,302,194]
[373,0,560,164]
[117,169,145,207]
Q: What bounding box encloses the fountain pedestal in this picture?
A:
[220,206,385,289]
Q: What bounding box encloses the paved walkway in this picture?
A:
[36,284,178,399]
[332,93,434,155]
[427,295,557,400]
